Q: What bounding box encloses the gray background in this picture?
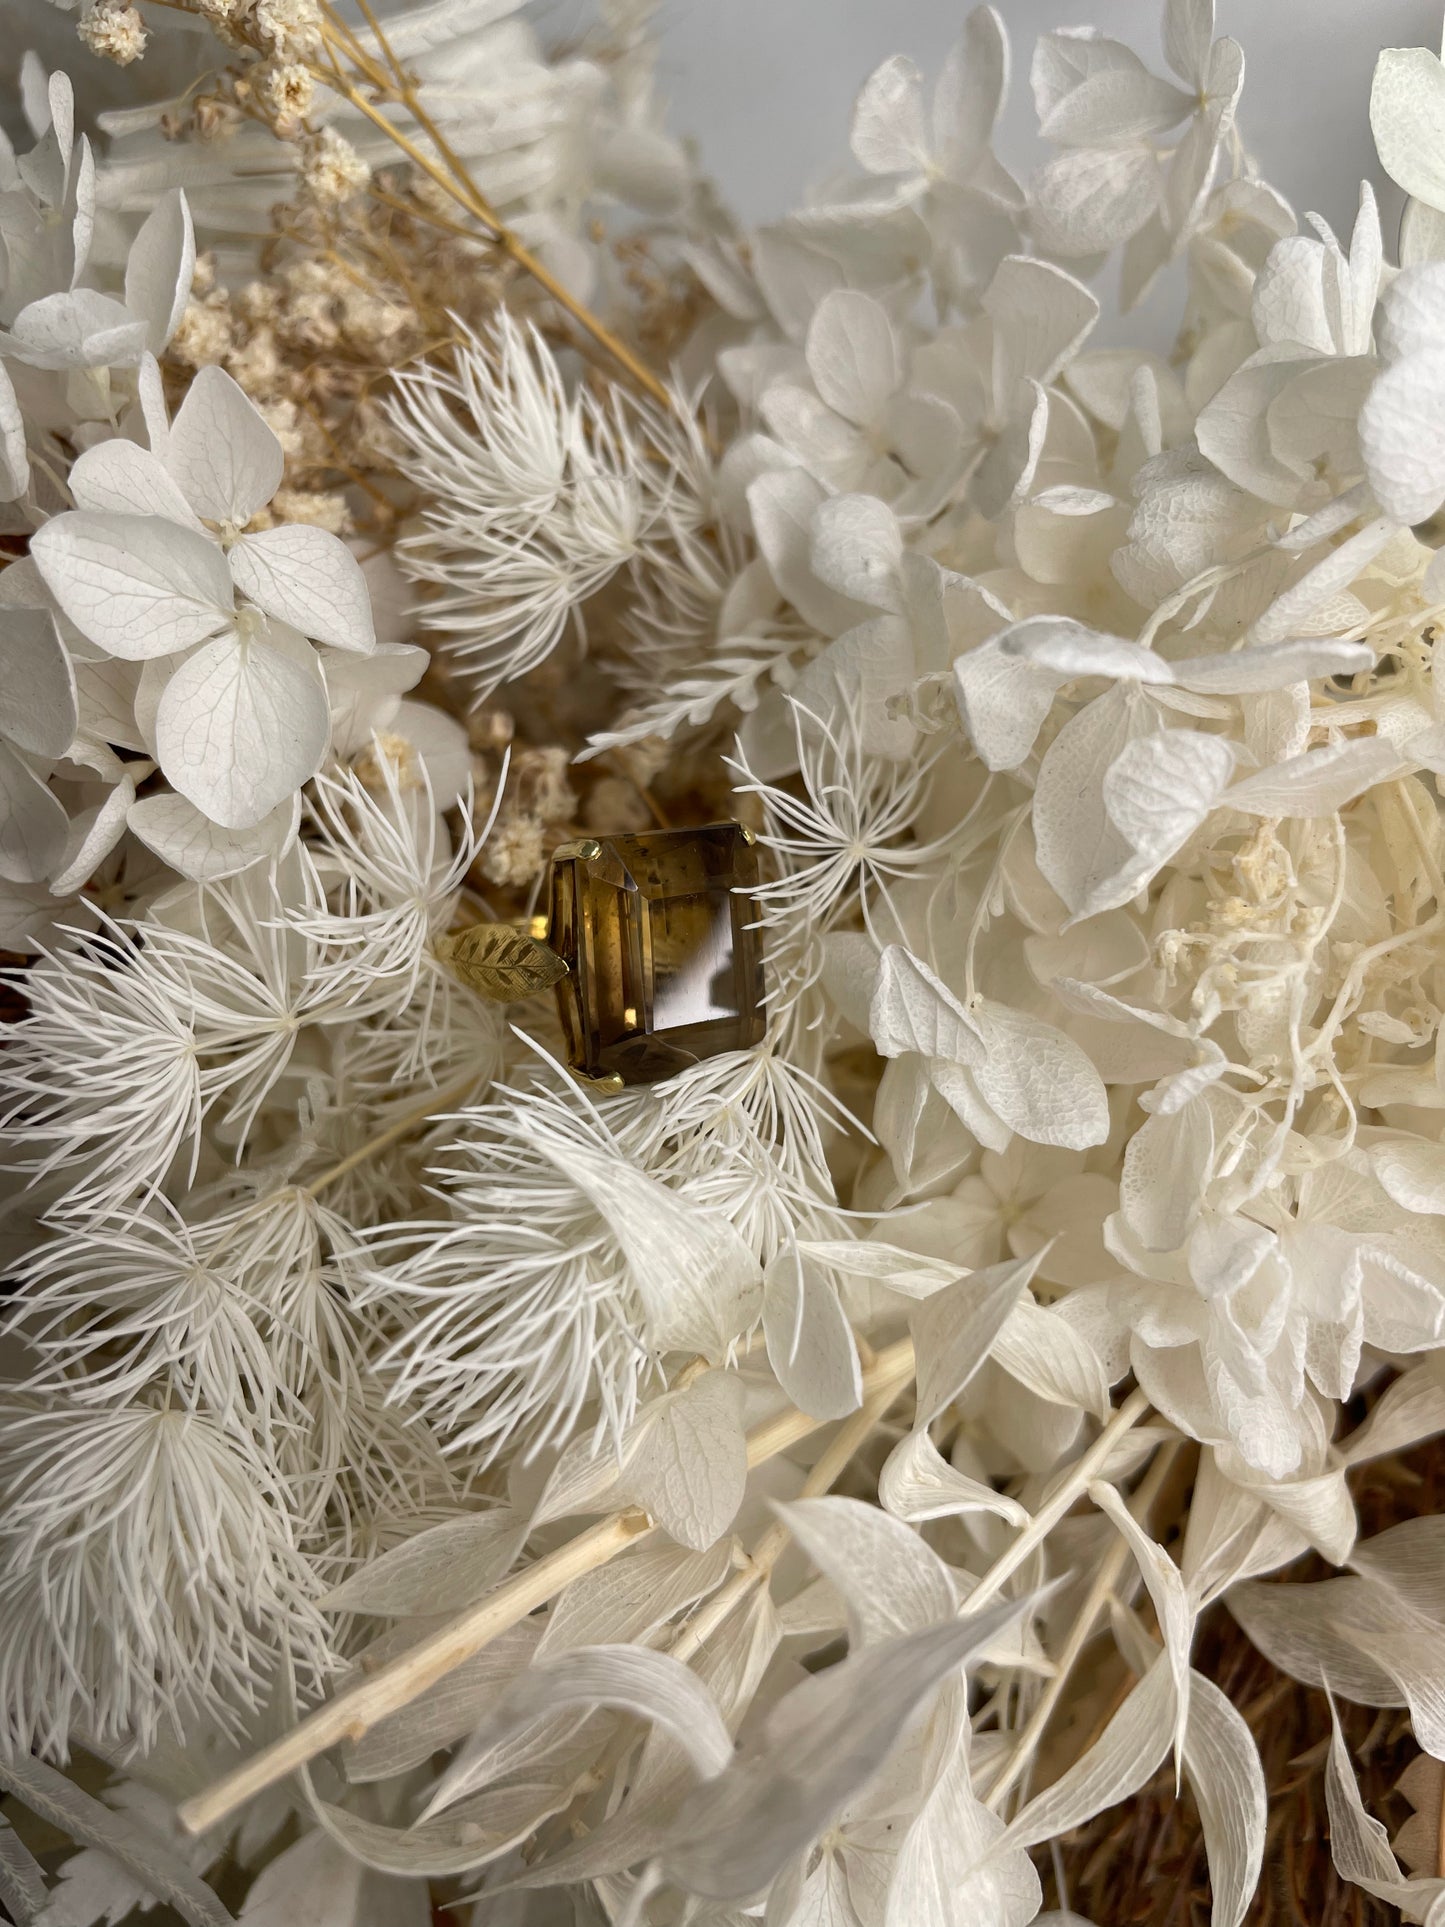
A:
[7,0,1442,235]
[635,0,1441,234]
[4,0,1442,333]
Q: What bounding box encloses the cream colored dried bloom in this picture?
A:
[467,709,515,753]
[272,487,351,534]
[353,733,422,792]
[250,393,296,452]
[189,92,244,139]
[225,326,283,395]
[477,813,545,886]
[286,295,341,349]
[285,258,342,298]
[236,279,281,325]
[77,1,148,64]
[250,0,322,58]
[300,127,370,204]
[613,731,670,786]
[516,745,577,823]
[170,295,234,368]
[339,290,411,352]
[252,59,314,133]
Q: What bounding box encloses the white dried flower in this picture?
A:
[359,1067,762,1461]
[476,811,545,886]
[249,0,322,59]
[389,313,706,698]
[299,126,371,204]
[76,1,148,65]
[170,294,235,367]
[0,1396,331,1759]
[252,59,314,133]
[32,366,376,835]
[9,7,1445,1925]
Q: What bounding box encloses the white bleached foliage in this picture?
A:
[4,4,1445,1926]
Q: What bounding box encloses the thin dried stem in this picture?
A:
[301,1069,482,1198]
[528,1344,919,1860]
[672,1344,916,1665]
[177,1337,918,1835]
[310,18,675,413]
[966,1387,1154,1615]
[983,1438,1181,1810]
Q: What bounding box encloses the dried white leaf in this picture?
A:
[562,1145,763,1360]
[1371,47,1445,212]
[966,999,1110,1149]
[1224,737,1408,817]
[537,1536,733,1659]
[1368,1136,1445,1215]
[344,1624,541,1783]
[879,1427,1030,1528]
[660,1600,1035,1901]
[2,606,77,759]
[1102,729,1236,863]
[1033,685,1155,919]
[231,526,376,655]
[912,1250,1044,1428]
[166,365,284,526]
[885,1746,1041,1927]
[619,1371,749,1551]
[425,1644,734,1820]
[0,741,68,885]
[1227,1578,1402,1706]
[307,1775,572,1879]
[237,1826,427,1927]
[776,1495,956,1644]
[69,438,205,529]
[152,629,329,830]
[321,1510,523,1617]
[126,790,299,882]
[1001,1652,1175,1851]
[0,1758,229,1927]
[763,1248,863,1420]
[1181,1667,1267,1927]
[31,512,232,661]
[1090,1479,1193,1762]
[0,1815,45,1927]
[124,188,195,356]
[992,1299,1112,1419]
[1324,1701,1445,1917]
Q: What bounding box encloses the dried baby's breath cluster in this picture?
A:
[6,1,1445,1922]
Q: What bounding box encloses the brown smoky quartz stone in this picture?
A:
[548,823,766,1085]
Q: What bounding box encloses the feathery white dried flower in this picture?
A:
[729,695,953,942]
[358,1066,762,1461]
[0,1396,331,1761]
[389,314,706,698]
[10,1200,286,1422]
[0,865,355,1215]
[294,758,493,1015]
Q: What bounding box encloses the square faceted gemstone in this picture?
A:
[549,824,765,1085]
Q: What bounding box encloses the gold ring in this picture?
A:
[437,821,765,1090]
